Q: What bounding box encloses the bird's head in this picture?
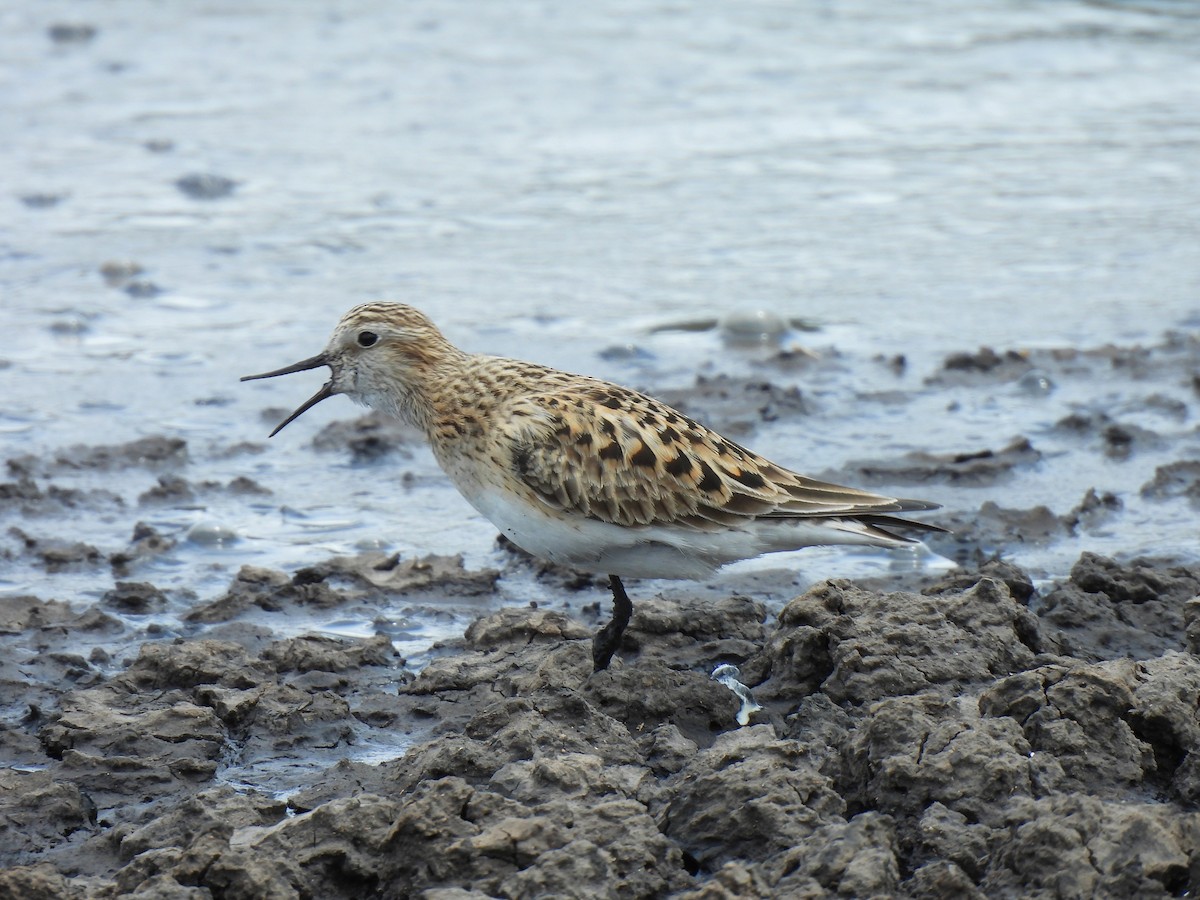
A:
[241,302,459,435]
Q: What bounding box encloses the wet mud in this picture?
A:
[3,556,1199,898]
[3,329,1200,898]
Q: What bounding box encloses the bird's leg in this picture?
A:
[592,575,633,672]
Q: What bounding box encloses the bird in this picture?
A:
[242,302,942,671]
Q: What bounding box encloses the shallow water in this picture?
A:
[4,0,1200,670]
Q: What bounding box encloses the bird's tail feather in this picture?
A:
[830,514,948,546]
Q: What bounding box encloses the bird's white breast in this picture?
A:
[448,472,720,580]
[437,450,917,581]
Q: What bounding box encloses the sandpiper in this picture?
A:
[243,302,942,671]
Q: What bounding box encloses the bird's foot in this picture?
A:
[592,574,633,672]
[591,622,622,672]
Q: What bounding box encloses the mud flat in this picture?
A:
[2,553,1200,898]
[3,331,1200,897]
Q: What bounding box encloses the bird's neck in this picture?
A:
[421,354,530,450]
[372,344,471,435]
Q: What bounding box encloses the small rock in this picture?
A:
[1141,461,1200,504]
[464,607,590,650]
[720,310,789,346]
[100,260,144,286]
[20,193,66,209]
[124,280,164,299]
[175,173,238,200]
[185,521,239,546]
[102,581,168,614]
[139,475,196,505]
[310,412,412,462]
[1016,370,1055,396]
[847,437,1041,487]
[48,23,97,43]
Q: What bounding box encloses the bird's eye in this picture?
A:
[357,331,379,348]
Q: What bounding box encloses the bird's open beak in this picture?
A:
[241,353,334,437]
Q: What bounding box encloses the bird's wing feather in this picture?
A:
[494,383,936,532]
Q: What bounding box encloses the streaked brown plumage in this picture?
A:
[243,302,942,670]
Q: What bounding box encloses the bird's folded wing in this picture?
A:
[496,387,936,531]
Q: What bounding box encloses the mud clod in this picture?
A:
[3,555,1200,896]
[848,437,1041,487]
